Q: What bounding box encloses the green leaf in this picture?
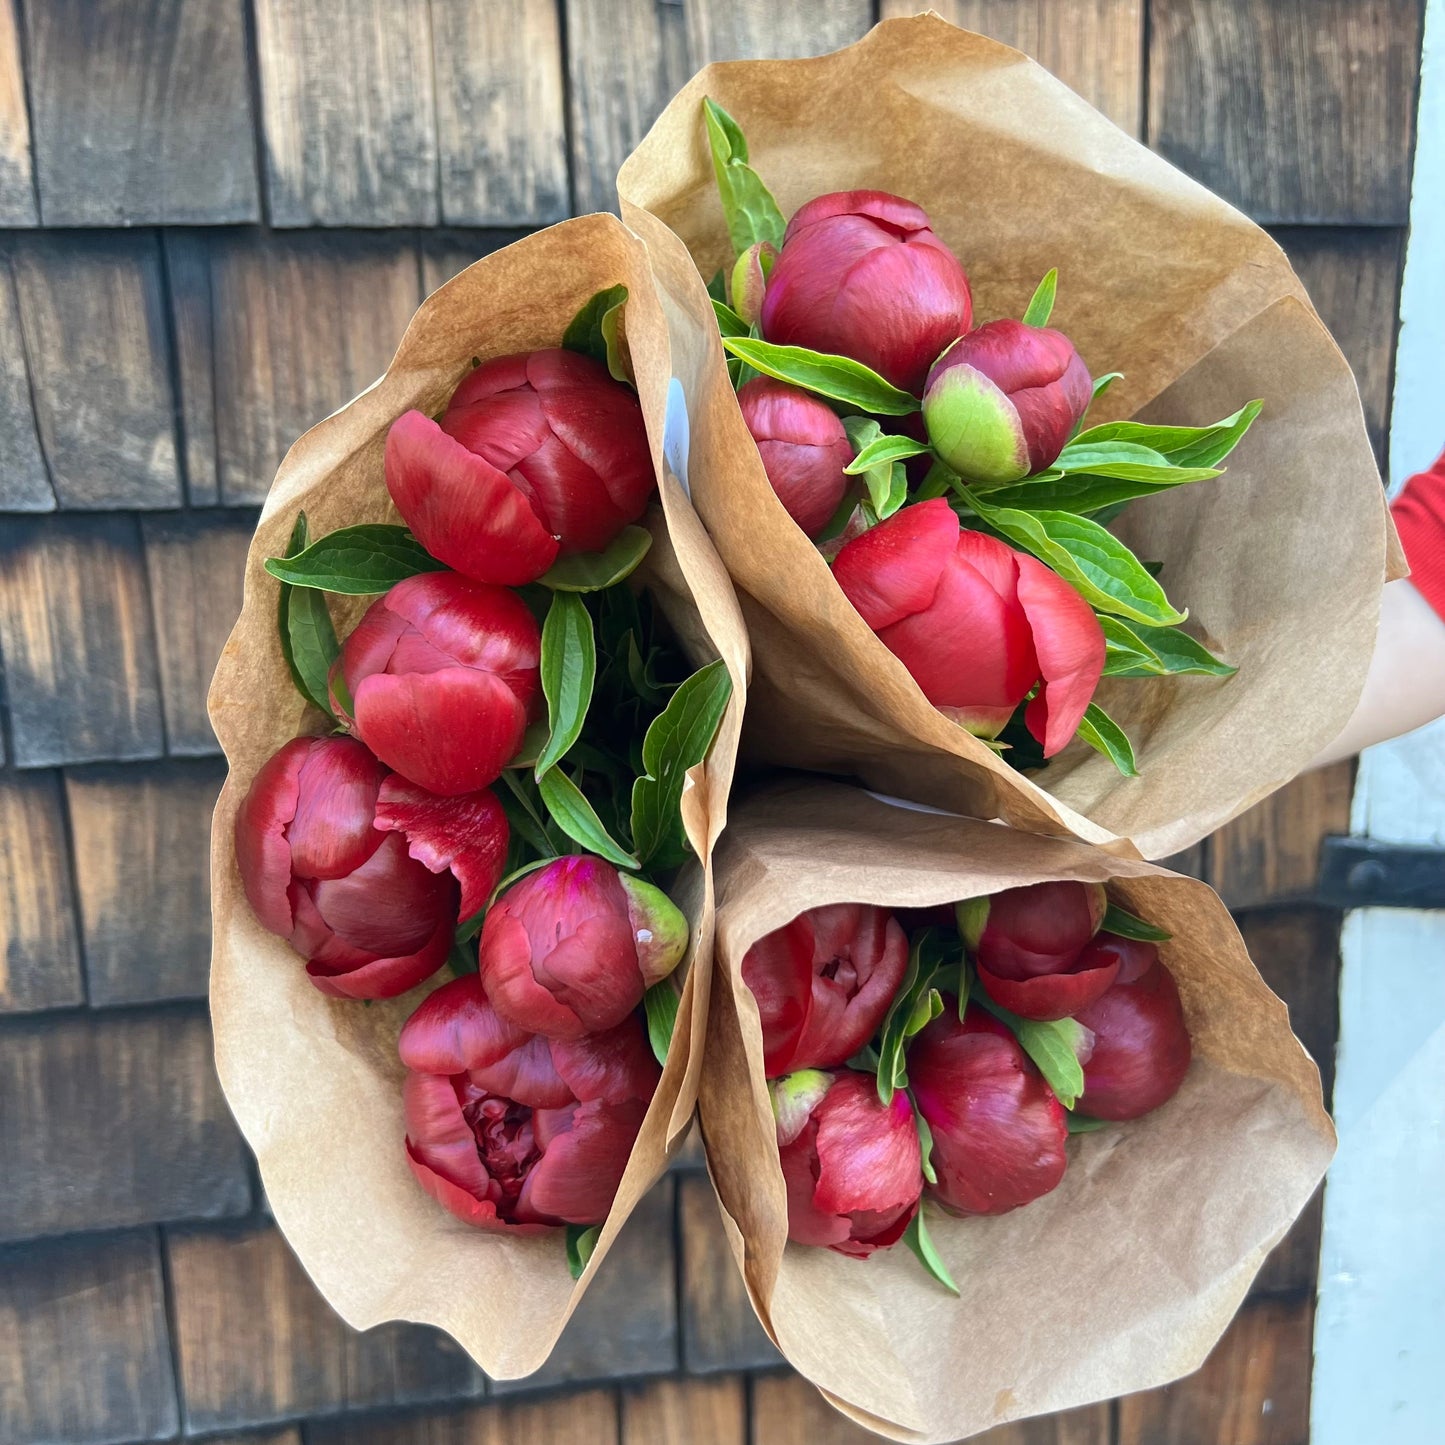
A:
[446,936,477,978]
[702,97,786,255]
[983,1003,1089,1109]
[903,1208,959,1295]
[1057,439,1170,471]
[566,1223,602,1280]
[1100,617,1236,678]
[1076,701,1138,777]
[844,433,931,474]
[841,419,911,522]
[721,337,920,415]
[276,513,340,716]
[976,464,1220,515]
[563,284,630,381]
[1073,400,1262,470]
[1101,903,1172,941]
[630,659,732,871]
[958,487,1186,627]
[1021,267,1058,327]
[538,526,653,592]
[643,981,681,1067]
[706,268,728,304]
[875,932,954,1104]
[505,719,551,770]
[913,1105,938,1186]
[498,770,560,859]
[1091,372,1124,402]
[264,524,445,594]
[537,593,596,778]
[1066,1112,1109,1134]
[538,769,639,869]
[711,297,751,338]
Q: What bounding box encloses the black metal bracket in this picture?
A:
[1318,836,1445,911]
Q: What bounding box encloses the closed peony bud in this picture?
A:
[1075,954,1191,1120]
[772,1069,922,1256]
[729,240,777,326]
[736,378,855,537]
[923,319,1091,485]
[330,571,541,797]
[742,903,909,1076]
[909,1008,1069,1215]
[478,856,688,1039]
[386,349,656,585]
[760,190,973,394]
[399,974,659,1231]
[832,498,1105,756]
[234,736,508,998]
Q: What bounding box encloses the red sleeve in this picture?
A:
[1390,450,1445,623]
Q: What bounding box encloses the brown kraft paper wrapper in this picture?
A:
[617,13,1401,859]
[207,214,750,1377]
[700,779,1334,1442]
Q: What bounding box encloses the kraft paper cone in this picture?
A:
[701,779,1334,1442]
[617,13,1397,858]
[207,215,749,1377]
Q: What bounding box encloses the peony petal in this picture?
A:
[446,353,531,410]
[975,956,1121,1021]
[469,1035,575,1111]
[778,1119,854,1249]
[398,972,531,1075]
[353,666,528,797]
[384,410,557,585]
[331,599,407,726]
[234,738,307,936]
[831,497,959,631]
[538,382,656,536]
[811,1073,922,1217]
[442,388,551,475]
[477,908,589,1038]
[286,737,386,881]
[375,777,509,921]
[1015,555,1106,756]
[741,915,816,1077]
[511,431,628,554]
[551,1015,661,1107]
[519,1098,646,1225]
[783,189,934,243]
[521,913,643,1033]
[403,1071,491,1196]
[306,907,453,999]
[310,831,455,957]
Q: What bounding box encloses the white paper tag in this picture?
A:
[663,376,691,495]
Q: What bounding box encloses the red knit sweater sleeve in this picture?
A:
[1390,449,1445,622]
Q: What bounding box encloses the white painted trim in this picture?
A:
[1312,5,1445,1439]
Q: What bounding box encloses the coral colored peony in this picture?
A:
[737,378,855,537]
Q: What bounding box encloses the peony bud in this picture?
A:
[741,903,909,1076]
[234,736,508,998]
[478,856,688,1039]
[909,1008,1069,1215]
[760,190,973,394]
[923,319,1091,485]
[729,240,777,326]
[399,973,659,1231]
[386,349,657,585]
[736,378,855,537]
[773,1069,922,1256]
[832,498,1105,756]
[1075,954,1191,1120]
[330,571,541,797]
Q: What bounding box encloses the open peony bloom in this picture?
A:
[923,319,1092,485]
[909,1008,1069,1215]
[399,973,660,1231]
[1076,950,1192,1120]
[742,903,909,1076]
[385,350,656,586]
[961,880,1113,1021]
[234,735,508,998]
[330,571,541,797]
[772,1069,923,1257]
[760,190,973,395]
[737,377,855,537]
[478,855,688,1039]
[832,498,1105,756]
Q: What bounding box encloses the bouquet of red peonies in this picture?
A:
[700,780,1333,1442]
[209,215,747,1375]
[619,15,1402,856]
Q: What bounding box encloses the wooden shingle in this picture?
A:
[678,1173,779,1373]
[167,1222,487,1434]
[140,510,254,755]
[23,0,258,225]
[622,1376,745,1445]
[683,0,874,64]
[64,759,223,1006]
[1116,1296,1313,1445]
[8,231,181,508]
[1148,0,1421,224]
[0,1229,179,1445]
[0,514,165,768]
[0,245,52,510]
[431,0,569,226]
[492,1180,678,1394]
[176,231,421,504]
[880,0,1144,136]
[253,0,439,226]
[0,770,85,1014]
[308,1390,621,1445]
[164,231,222,504]
[0,0,36,225]
[0,1007,250,1240]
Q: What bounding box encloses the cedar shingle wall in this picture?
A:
[0,2,1418,1441]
